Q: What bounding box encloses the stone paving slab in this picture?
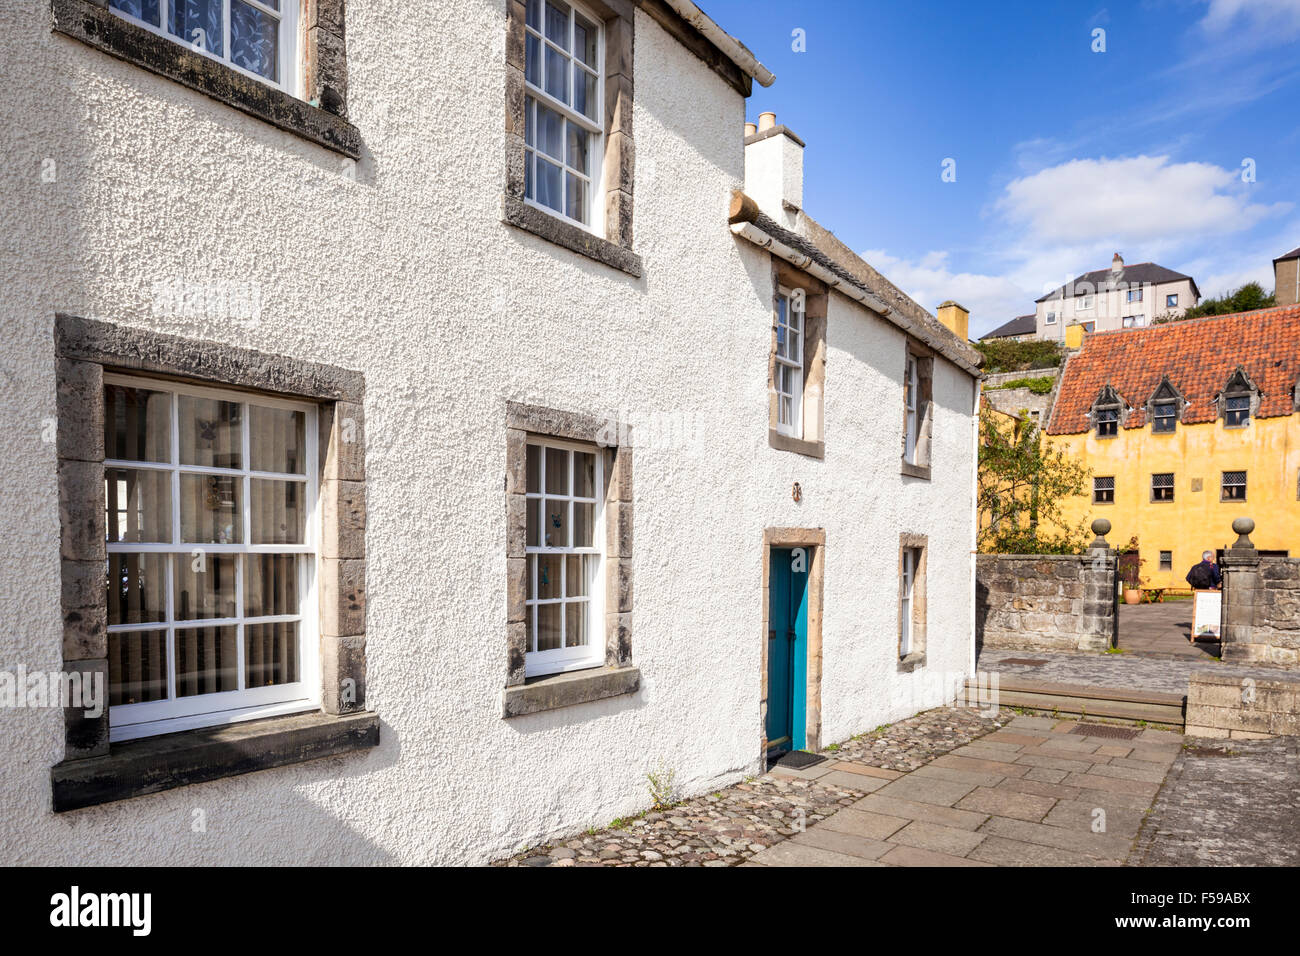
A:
[788,826,892,860]
[980,648,1298,697]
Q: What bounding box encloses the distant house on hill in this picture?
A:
[1035,253,1200,341]
[981,314,1037,342]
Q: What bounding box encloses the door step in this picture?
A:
[966,677,1186,729]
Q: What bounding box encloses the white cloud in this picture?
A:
[861,156,1295,337]
[1201,0,1300,41]
[996,155,1284,245]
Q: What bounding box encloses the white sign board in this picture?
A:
[1193,590,1222,639]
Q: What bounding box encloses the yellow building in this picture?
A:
[1045,305,1300,590]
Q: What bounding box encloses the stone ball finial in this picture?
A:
[1231,517,1255,550]
[1091,518,1111,537]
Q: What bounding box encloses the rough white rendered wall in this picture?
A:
[0,1,974,865]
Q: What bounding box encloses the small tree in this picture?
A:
[1163,282,1276,322]
[978,407,1091,554]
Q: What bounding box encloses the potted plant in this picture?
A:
[1117,536,1145,604]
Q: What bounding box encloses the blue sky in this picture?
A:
[701,0,1300,336]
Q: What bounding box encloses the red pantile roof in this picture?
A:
[1047,305,1300,435]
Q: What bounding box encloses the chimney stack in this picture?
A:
[1111,252,1124,275]
[743,111,804,229]
[1275,246,1300,307]
[936,301,970,342]
[744,121,757,137]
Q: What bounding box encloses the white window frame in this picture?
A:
[522,0,606,234]
[1122,314,1142,328]
[774,286,804,439]
[1127,288,1143,303]
[1080,295,1095,310]
[903,354,920,463]
[900,548,916,657]
[1166,294,1179,309]
[103,373,320,742]
[108,0,301,96]
[524,437,607,677]
[1045,311,1057,325]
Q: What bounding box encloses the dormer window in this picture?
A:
[1096,407,1118,437]
[1152,400,1178,432]
[1224,395,1250,427]
[1218,366,1258,429]
[1090,384,1125,438]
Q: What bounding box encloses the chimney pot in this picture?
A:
[758,111,776,132]
[744,121,757,138]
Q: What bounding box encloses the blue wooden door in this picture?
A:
[767,547,810,753]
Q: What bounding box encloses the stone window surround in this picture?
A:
[1144,374,1186,433]
[767,260,826,460]
[897,533,927,672]
[502,0,642,278]
[901,343,934,480]
[502,401,638,718]
[1088,383,1127,438]
[50,313,375,812]
[51,0,359,158]
[759,528,825,764]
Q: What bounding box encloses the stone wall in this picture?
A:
[980,369,1060,427]
[1221,520,1300,666]
[1185,671,1300,738]
[976,533,1116,653]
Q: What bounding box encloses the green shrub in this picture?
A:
[974,339,1066,373]
[985,375,1056,395]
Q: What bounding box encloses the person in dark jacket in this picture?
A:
[1186,551,1222,590]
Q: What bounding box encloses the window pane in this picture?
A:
[180,473,243,544]
[173,552,236,621]
[536,157,562,211]
[545,45,569,102]
[106,468,172,543]
[231,0,279,81]
[567,124,589,175]
[537,602,562,651]
[566,599,588,647]
[245,554,299,617]
[110,0,160,26]
[545,448,570,494]
[573,66,597,121]
[565,172,586,223]
[525,148,533,199]
[776,324,787,358]
[574,451,595,498]
[249,405,306,473]
[526,0,540,30]
[525,97,535,147]
[536,103,563,160]
[780,395,792,426]
[174,625,237,697]
[535,553,562,599]
[250,479,306,544]
[573,501,594,547]
[108,630,169,706]
[169,0,224,57]
[565,554,593,597]
[526,497,540,547]
[788,328,800,364]
[245,621,299,687]
[543,499,568,547]
[525,33,541,87]
[574,13,598,68]
[178,394,242,469]
[526,444,541,493]
[108,553,168,626]
[105,385,171,462]
[545,0,569,48]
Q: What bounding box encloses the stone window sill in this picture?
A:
[502,196,642,279]
[502,665,640,718]
[900,460,931,480]
[897,652,926,673]
[51,0,360,158]
[769,429,825,460]
[50,710,379,812]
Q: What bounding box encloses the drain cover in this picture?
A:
[1071,723,1140,739]
[774,751,828,770]
[999,658,1048,667]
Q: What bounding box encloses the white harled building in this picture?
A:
[1,0,982,864]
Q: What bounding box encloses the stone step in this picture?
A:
[966,677,1186,728]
